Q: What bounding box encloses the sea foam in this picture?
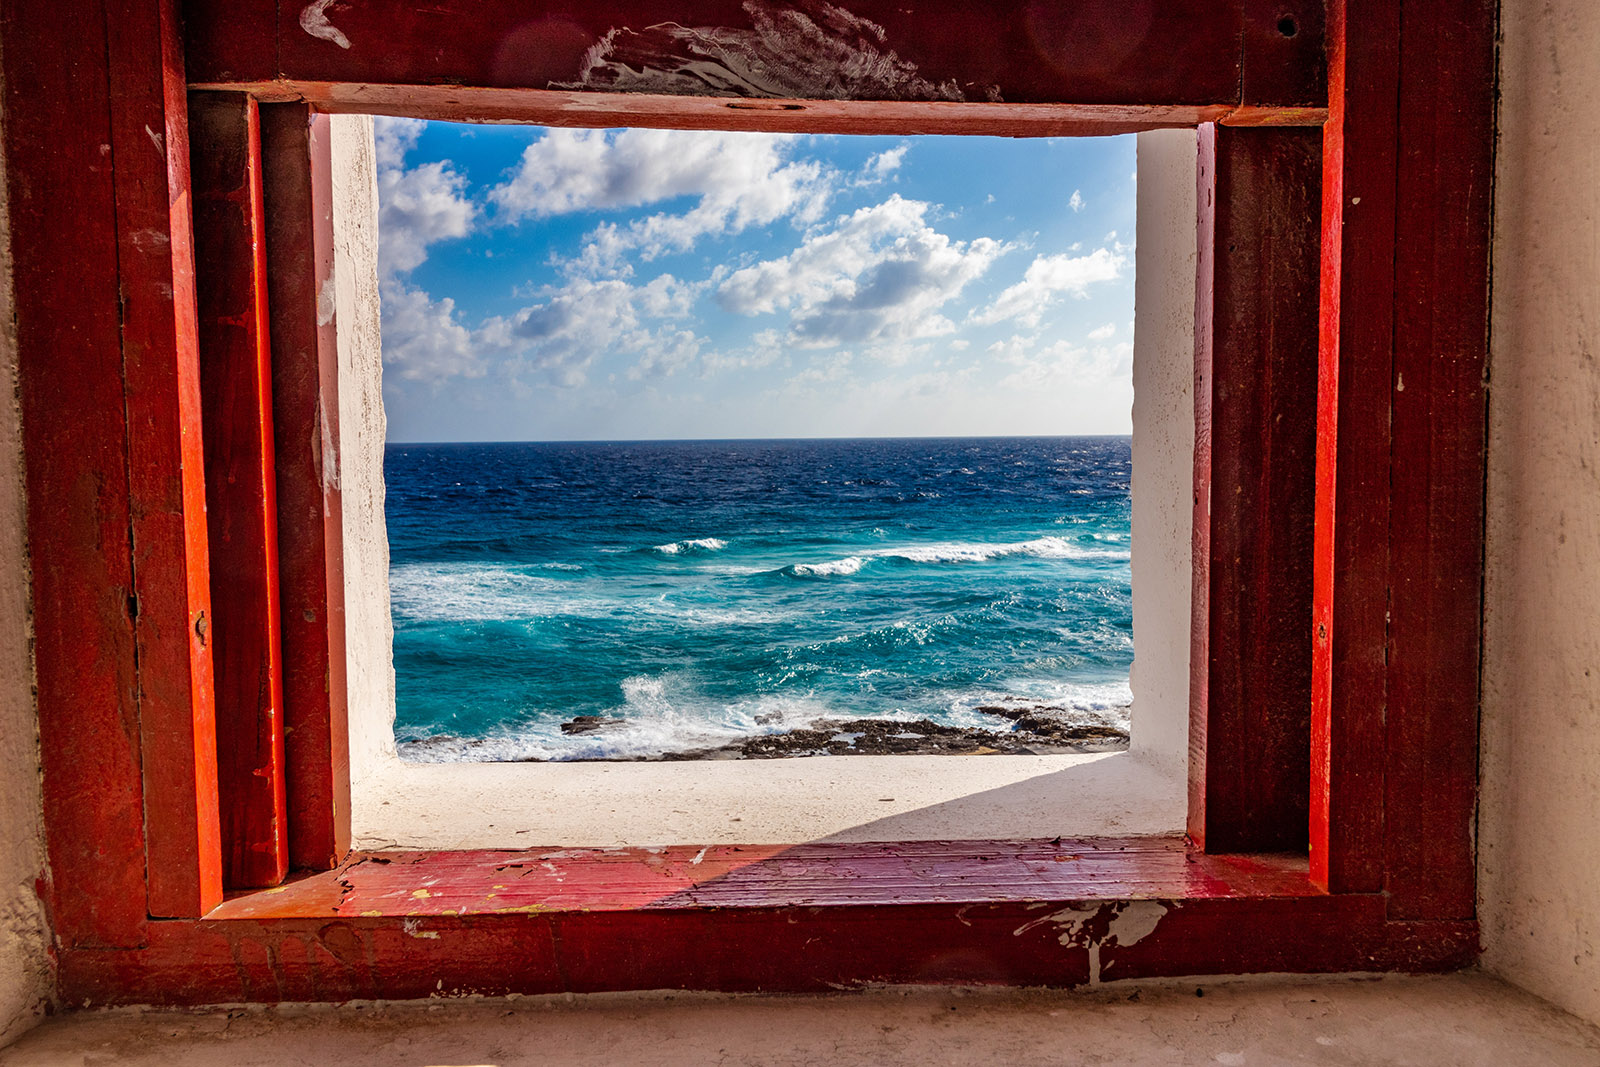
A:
[783,535,1124,577]
[653,537,728,555]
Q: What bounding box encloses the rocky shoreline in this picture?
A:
[547,701,1130,761]
[399,701,1131,763]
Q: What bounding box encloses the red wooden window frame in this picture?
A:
[1,0,1492,1003]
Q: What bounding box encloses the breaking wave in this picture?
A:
[653,537,729,555]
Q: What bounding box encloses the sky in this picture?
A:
[375,119,1136,442]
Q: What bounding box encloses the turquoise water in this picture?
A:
[387,436,1132,761]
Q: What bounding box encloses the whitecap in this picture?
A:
[654,537,728,555]
[778,535,1122,578]
[788,556,866,577]
[877,535,1108,564]
[946,678,1133,732]
[400,675,838,763]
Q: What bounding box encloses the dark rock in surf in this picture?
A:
[560,715,629,735]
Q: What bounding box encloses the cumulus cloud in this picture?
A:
[986,335,1134,391]
[380,281,489,383]
[1069,189,1085,212]
[1087,322,1117,341]
[382,268,704,387]
[374,117,477,276]
[374,116,426,169]
[857,144,907,185]
[481,274,706,388]
[716,195,1007,349]
[971,246,1127,328]
[489,128,832,267]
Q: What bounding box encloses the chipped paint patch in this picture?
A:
[402,917,439,940]
[317,276,337,327]
[300,0,351,49]
[144,124,164,156]
[690,846,710,865]
[1012,900,1175,985]
[317,396,340,500]
[557,0,973,102]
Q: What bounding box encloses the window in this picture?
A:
[359,122,1165,848]
[11,0,1492,1002]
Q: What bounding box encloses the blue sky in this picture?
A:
[375,119,1135,442]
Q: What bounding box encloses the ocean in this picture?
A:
[386,436,1133,762]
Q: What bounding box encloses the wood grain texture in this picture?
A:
[107,0,226,921]
[54,839,1473,1005]
[1,0,151,946]
[181,0,1320,112]
[261,105,351,872]
[1189,124,1320,853]
[1310,0,1400,894]
[190,91,290,890]
[1311,0,1493,914]
[1381,0,1495,922]
[1240,0,1326,109]
[213,839,1320,920]
[261,88,1256,136]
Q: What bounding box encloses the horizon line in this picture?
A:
[384,432,1133,446]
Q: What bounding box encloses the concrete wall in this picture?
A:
[1479,0,1600,1027]
[330,114,397,790]
[0,98,50,1044]
[1129,129,1196,775]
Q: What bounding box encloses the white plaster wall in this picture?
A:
[1479,0,1600,1028]
[329,114,397,791]
[0,96,50,1045]
[1129,129,1196,776]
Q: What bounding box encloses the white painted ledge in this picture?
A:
[353,749,1185,849]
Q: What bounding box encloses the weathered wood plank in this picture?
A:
[0,0,151,945]
[1382,0,1496,922]
[56,840,1471,1005]
[1240,0,1326,110]
[1190,123,1320,854]
[214,839,1319,920]
[184,0,1314,113]
[106,0,225,919]
[190,91,290,890]
[261,105,351,872]
[1310,0,1400,894]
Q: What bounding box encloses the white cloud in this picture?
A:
[1069,189,1085,212]
[379,281,488,383]
[986,335,1134,391]
[857,144,908,185]
[379,161,479,275]
[374,116,478,277]
[788,351,855,387]
[1087,322,1117,341]
[485,274,706,388]
[383,269,705,388]
[374,116,426,169]
[490,128,832,267]
[716,195,1007,348]
[972,247,1127,328]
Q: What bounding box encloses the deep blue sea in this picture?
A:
[386,437,1132,761]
